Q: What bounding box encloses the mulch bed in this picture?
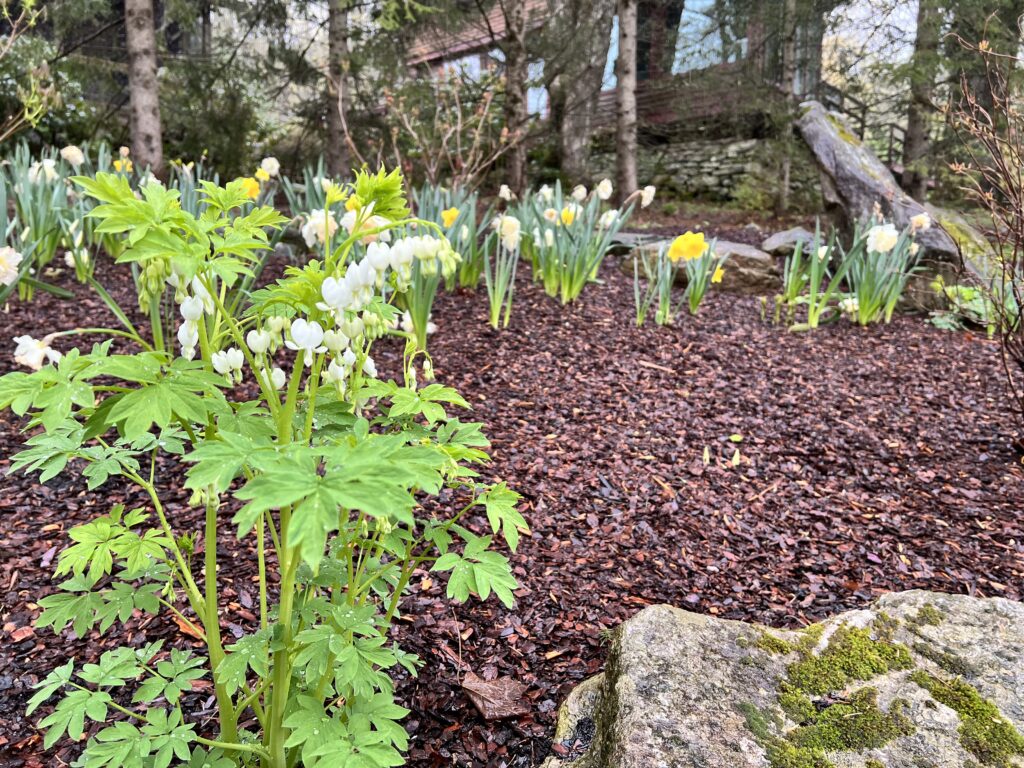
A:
[1,240,1022,767]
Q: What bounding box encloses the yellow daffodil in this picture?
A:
[240,177,260,200]
[560,206,575,226]
[113,158,133,173]
[441,207,460,228]
[255,167,271,182]
[668,231,707,263]
[711,265,725,284]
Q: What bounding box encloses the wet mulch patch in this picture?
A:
[1,255,1022,767]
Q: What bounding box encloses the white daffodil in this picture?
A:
[910,243,920,256]
[544,229,555,248]
[498,184,513,201]
[286,318,326,366]
[28,159,58,184]
[270,367,287,390]
[571,184,587,202]
[596,178,613,201]
[260,157,280,177]
[640,185,656,208]
[302,209,340,249]
[246,329,271,355]
[177,322,199,360]
[60,145,85,168]
[498,215,521,251]
[910,212,931,231]
[599,209,618,229]
[0,246,23,285]
[839,296,859,316]
[817,246,829,261]
[13,335,61,370]
[543,207,558,224]
[538,184,553,202]
[866,223,899,254]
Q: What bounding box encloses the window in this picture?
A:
[671,0,747,75]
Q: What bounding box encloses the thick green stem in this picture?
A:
[204,494,239,744]
[266,545,299,768]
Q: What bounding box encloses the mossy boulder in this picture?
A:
[542,591,1024,768]
[796,101,994,275]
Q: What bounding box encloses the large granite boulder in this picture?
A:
[762,227,815,256]
[542,590,1024,768]
[627,240,780,294]
[796,101,992,274]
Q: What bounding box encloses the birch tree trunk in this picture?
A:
[503,0,529,194]
[125,0,163,174]
[326,0,350,178]
[902,0,941,200]
[615,0,638,199]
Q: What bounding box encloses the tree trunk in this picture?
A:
[125,0,163,174]
[615,0,638,199]
[902,0,941,200]
[326,0,350,178]
[503,0,529,194]
[550,0,615,183]
[774,0,798,216]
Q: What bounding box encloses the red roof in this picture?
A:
[407,0,550,66]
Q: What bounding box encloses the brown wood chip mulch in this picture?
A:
[1,252,1021,767]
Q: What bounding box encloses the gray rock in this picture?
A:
[626,240,779,295]
[711,241,780,293]
[796,101,993,273]
[542,590,1024,768]
[761,227,815,255]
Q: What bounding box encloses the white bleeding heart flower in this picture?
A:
[270,367,286,390]
[178,322,199,360]
[323,329,349,353]
[246,329,272,355]
[286,318,326,366]
[362,356,377,378]
[180,296,204,322]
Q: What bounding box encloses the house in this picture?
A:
[407,0,830,141]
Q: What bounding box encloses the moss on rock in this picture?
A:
[786,626,913,696]
[789,688,914,752]
[910,671,1024,767]
[758,632,795,655]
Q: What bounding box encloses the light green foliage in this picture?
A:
[911,672,1024,767]
[779,225,851,332]
[632,236,725,326]
[6,167,526,768]
[412,182,490,290]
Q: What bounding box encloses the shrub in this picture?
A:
[2,167,525,768]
